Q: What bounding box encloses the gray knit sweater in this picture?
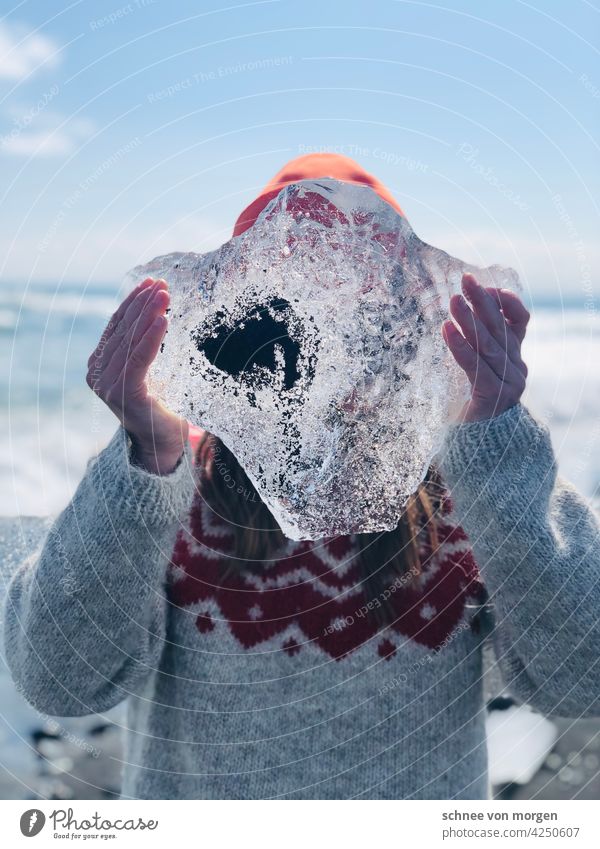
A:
[4,404,600,799]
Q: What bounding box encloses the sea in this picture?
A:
[1,279,600,517]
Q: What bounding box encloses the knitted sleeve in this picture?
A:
[438,403,600,718]
[3,427,197,717]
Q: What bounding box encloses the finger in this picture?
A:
[89,283,166,380]
[131,288,169,347]
[119,315,168,395]
[484,287,530,344]
[87,278,162,368]
[442,320,502,389]
[87,284,159,392]
[463,276,528,375]
[450,294,524,384]
[443,321,523,420]
[461,274,520,353]
[450,294,507,373]
[95,287,169,392]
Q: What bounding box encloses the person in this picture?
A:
[4,154,599,800]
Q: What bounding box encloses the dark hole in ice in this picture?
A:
[195,298,302,390]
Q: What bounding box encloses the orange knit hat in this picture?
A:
[233,152,404,237]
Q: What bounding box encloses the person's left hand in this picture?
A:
[442,273,530,423]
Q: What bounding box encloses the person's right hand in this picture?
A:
[86,277,189,475]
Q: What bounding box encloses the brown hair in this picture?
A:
[196,432,445,625]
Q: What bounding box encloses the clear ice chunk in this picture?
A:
[127,179,520,540]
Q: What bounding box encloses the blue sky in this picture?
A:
[0,0,598,301]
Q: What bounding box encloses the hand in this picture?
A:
[86,277,189,474]
[442,273,530,423]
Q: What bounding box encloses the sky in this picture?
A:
[0,0,598,302]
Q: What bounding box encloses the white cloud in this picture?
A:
[0,114,94,158]
[2,128,73,156]
[0,21,60,80]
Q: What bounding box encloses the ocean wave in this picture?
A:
[2,293,118,327]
